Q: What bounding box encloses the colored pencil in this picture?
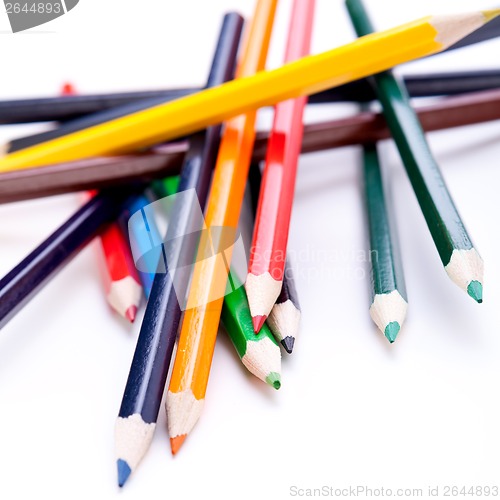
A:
[0,88,196,125]
[347,0,484,302]
[122,193,162,299]
[1,87,499,207]
[159,174,282,387]
[0,143,186,204]
[246,0,314,333]
[60,84,144,325]
[221,273,281,387]
[1,9,498,172]
[362,142,407,343]
[115,12,243,487]
[4,67,500,127]
[8,68,500,154]
[166,0,278,456]
[0,190,138,330]
[97,219,142,322]
[247,161,301,353]
[255,87,500,157]
[267,261,301,353]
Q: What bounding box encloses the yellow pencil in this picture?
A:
[0,9,498,172]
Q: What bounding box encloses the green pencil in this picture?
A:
[221,276,281,389]
[346,0,484,303]
[363,142,408,343]
[157,175,281,388]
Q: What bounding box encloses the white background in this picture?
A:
[1,1,500,499]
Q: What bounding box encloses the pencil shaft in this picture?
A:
[347,0,473,265]
[2,87,499,206]
[2,9,496,171]
[4,66,500,126]
[363,144,406,298]
[118,12,243,424]
[247,0,314,327]
[0,143,186,204]
[347,0,483,302]
[0,190,135,330]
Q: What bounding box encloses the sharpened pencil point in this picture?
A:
[384,322,400,343]
[125,305,138,323]
[170,435,187,455]
[117,459,132,488]
[281,336,295,354]
[266,372,281,390]
[252,315,267,333]
[482,9,500,23]
[467,280,483,303]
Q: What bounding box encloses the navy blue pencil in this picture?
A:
[0,190,137,330]
[114,12,244,487]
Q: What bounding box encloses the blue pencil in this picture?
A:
[114,12,244,487]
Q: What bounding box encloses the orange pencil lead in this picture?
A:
[170,435,187,455]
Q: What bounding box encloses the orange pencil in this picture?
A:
[165,0,278,454]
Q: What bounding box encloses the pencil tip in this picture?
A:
[281,336,295,354]
[117,459,132,488]
[125,305,138,323]
[252,315,267,333]
[266,372,281,390]
[170,435,187,455]
[467,280,483,303]
[384,322,400,343]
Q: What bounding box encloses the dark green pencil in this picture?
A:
[362,141,407,343]
[346,0,484,303]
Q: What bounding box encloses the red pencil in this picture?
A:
[246,0,315,332]
[98,221,142,322]
[58,84,142,322]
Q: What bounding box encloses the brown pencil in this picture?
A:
[0,143,186,204]
[1,88,499,205]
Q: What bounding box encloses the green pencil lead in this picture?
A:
[266,372,281,390]
[384,322,400,343]
[467,280,483,303]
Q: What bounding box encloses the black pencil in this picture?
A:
[115,12,243,488]
[0,189,137,330]
[247,162,301,354]
[3,67,500,130]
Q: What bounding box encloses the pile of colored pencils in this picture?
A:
[1,0,499,487]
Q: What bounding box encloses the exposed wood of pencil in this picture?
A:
[166,0,278,456]
[0,190,137,330]
[246,0,314,333]
[115,12,244,488]
[2,9,498,171]
[362,143,407,343]
[347,0,484,302]
[267,261,301,353]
